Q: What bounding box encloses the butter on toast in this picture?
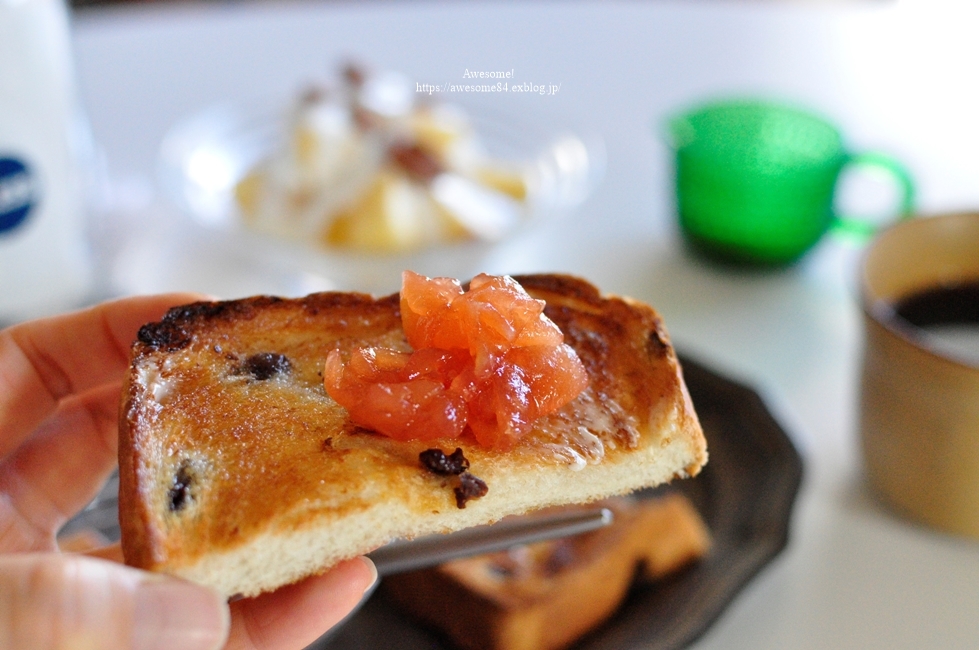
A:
[118,274,706,598]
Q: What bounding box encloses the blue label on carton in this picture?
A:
[0,157,37,235]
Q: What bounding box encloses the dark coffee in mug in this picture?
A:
[859,212,979,539]
[889,281,979,367]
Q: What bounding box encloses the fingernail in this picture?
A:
[132,577,230,650]
[360,556,378,595]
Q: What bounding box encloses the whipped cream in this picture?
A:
[236,66,528,254]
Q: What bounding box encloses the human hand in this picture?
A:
[0,295,376,650]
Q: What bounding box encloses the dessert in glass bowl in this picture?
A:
[158,64,602,293]
[236,65,531,254]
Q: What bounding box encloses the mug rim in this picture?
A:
[859,211,979,373]
[665,97,843,152]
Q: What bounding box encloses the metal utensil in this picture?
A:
[369,507,613,576]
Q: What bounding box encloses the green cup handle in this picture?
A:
[833,152,916,239]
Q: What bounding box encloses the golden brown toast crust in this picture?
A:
[118,274,706,597]
[381,494,711,650]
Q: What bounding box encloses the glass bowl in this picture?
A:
[157,96,604,295]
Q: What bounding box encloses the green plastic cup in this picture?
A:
[666,99,915,266]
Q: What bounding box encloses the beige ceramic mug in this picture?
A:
[859,212,979,538]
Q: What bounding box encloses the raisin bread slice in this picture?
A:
[118,274,706,598]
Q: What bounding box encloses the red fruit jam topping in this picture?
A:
[324,271,589,448]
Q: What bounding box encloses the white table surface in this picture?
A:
[69,1,979,648]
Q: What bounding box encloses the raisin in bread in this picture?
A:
[118,274,707,598]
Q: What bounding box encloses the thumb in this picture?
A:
[0,554,229,650]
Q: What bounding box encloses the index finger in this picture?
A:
[0,294,206,459]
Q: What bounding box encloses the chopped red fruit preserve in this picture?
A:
[324,271,589,448]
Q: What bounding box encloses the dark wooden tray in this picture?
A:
[316,355,804,650]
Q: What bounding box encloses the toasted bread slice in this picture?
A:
[382,493,711,650]
[118,274,706,598]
